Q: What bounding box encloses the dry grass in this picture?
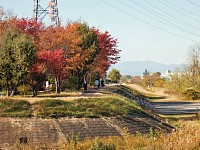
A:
[196,111,200,120]
[15,120,200,150]
[159,114,197,120]
[58,120,200,150]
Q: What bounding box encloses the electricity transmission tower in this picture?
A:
[33,0,59,26]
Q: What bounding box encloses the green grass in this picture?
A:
[0,99,32,117]
[33,97,141,118]
[107,85,162,102]
[108,85,159,99]
[0,86,143,118]
[108,85,139,98]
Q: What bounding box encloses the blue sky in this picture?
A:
[1,0,200,64]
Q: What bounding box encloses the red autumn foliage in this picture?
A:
[92,29,121,74]
[0,17,121,92]
[13,18,44,40]
[37,49,65,78]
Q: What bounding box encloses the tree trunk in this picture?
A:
[32,83,39,97]
[77,74,82,91]
[6,80,10,97]
[55,77,60,94]
[32,89,38,97]
[6,89,10,97]
[10,89,15,97]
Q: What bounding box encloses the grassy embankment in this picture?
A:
[33,97,141,118]
[0,87,141,118]
[0,99,31,117]
[1,85,200,149]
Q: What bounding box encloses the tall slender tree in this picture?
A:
[0,28,35,96]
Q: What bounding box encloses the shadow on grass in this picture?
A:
[37,94,71,98]
[35,91,82,98]
[147,96,167,100]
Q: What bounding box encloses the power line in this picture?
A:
[100,0,197,42]
[186,0,200,8]
[128,0,200,34]
[155,0,200,24]
[163,0,200,18]
[117,0,200,37]
[143,0,200,31]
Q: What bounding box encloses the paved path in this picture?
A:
[152,102,200,115]
[127,84,200,115]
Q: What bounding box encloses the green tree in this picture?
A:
[108,68,121,83]
[0,28,35,96]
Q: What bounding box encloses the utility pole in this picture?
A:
[33,0,59,26]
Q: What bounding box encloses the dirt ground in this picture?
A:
[126,84,183,102]
[1,88,107,104]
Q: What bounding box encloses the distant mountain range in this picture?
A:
[109,61,181,76]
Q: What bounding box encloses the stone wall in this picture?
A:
[0,115,174,149]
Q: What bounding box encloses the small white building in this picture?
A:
[160,69,174,81]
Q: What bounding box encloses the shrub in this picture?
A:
[65,76,78,90]
[17,84,31,95]
[182,88,200,100]
[89,139,116,150]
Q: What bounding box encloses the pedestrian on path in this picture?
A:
[83,81,87,91]
[0,85,2,99]
[94,79,99,89]
[101,79,105,87]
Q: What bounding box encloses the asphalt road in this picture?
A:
[152,102,200,115]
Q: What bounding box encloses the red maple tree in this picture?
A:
[92,29,121,75]
[37,49,65,94]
